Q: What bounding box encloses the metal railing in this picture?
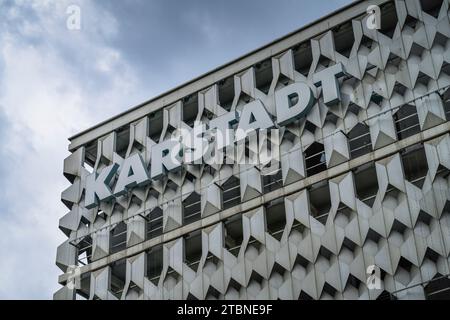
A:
[349,130,372,158]
[382,273,450,300]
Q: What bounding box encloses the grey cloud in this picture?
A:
[0,0,352,299]
[99,0,352,96]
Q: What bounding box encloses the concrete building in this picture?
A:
[55,0,450,300]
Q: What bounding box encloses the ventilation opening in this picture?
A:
[146,207,163,240]
[354,162,379,207]
[75,272,91,300]
[405,13,420,30]
[203,252,220,270]
[222,176,241,210]
[277,73,293,87]
[262,166,283,193]
[238,91,253,106]
[246,236,263,258]
[346,274,361,291]
[77,236,92,266]
[110,221,127,254]
[305,142,326,177]
[290,221,307,241]
[186,293,198,300]
[224,215,243,257]
[298,291,314,300]
[401,144,428,188]
[148,110,163,143]
[293,42,313,76]
[420,0,444,18]
[377,290,394,301]
[442,87,450,121]
[378,2,398,39]
[360,34,374,51]
[146,245,163,286]
[347,103,361,116]
[84,141,97,173]
[443,61,450,77]
[255,58,273,95]
[394,104,420,140]
[335,205,354,229]
[325,112,339,126]
[184,231,202,272]
[199,107,215,122]
[322,282,337,299]
[348,123,372,159]
[370,92,384,105]
[410,43,425,59]
[206,286,221,300]
[304,121,317,134]
[128,124,145,154]
[110,259,126,299]
[115,127,130,158]
[182,94,198,128]
[332,21,355,58]
[309,181,331,224]
[227,278,242,295]
[218,76,234,112]
[249,270,264,285]
[265,198,286,241]
[183,192,201,224]
[425,275,450,300]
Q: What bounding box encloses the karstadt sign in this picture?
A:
[85,63,345,208]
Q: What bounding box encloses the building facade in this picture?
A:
[55,0,450,300]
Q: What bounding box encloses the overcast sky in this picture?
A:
[0,0,352,299]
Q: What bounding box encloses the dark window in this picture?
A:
[77,236,92,266]
[182,95,198,128]
[442,87,450,121]
[222,176,241,209]
[293,42,312,77]
[206,286,221,299]
[309,181,331,224]
[218,77,234,112]
[255,58,273,95]
[224,215,243,257]
[420,0,444,18]
[354,162,379,207]
[332,22,354,58]
[424,275,450,300]
[262,166,283,193]
[401,145,428,188]
[348,123,372,159]
[110,222,127,254]
[304,142,326,176]
[265,198,286,240]
[148,110,163,143]
[394,104,420,140]
[378,2,398,39]
[115,127,130,159]
[110,259,126,299]
[146,245,163,285]
[184,231,202,272]
[146,207,163,239]
[183,192,201,224]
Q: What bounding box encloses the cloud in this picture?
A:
[0,0,352,299]
[0,0,146,299]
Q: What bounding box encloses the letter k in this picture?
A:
[84,163,119,209]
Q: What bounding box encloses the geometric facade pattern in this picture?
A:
[55,0,450,300]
